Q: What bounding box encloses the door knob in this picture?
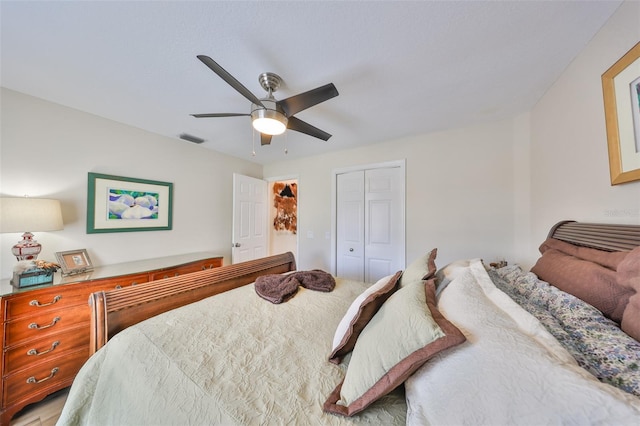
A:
[232,243,241,248]
[349,248,354,252]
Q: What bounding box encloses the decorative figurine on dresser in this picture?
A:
[11,260,61,289]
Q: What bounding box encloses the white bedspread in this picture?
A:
[405,260,640,425]
[57,278,406,425]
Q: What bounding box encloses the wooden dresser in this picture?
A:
[0,252,222,424]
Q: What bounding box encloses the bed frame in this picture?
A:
[89,221,640,354]
[89,251,296,354]
[548,220,640,251]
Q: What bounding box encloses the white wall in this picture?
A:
[529,0,640,261]
[0,88,262,279]
[264,119,516,272]
[263,1,640,272]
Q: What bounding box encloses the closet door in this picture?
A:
[364,167,404,282]
[336,171,365,281]
[335,166,404,283]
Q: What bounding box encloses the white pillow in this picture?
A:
[405,260,640,425]
[328,271,402,364]
[434,258,480,297]
[398,248,438,287]
[324,279,465,416]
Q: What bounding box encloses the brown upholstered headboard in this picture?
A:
[548,220,640,252]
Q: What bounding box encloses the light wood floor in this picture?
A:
[9,388,68,426]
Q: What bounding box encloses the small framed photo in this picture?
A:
[55,249,94,276]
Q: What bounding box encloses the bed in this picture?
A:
[57,221,640,425]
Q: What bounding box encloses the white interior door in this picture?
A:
[364,167,404,282]
[336,171,365,281]
[232,173,267,264]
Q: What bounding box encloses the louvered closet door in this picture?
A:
[336,166,404,283]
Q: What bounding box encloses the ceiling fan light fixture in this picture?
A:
[251,108,288,135]
[193,56,338,142]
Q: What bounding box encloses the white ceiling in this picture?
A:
[0,1,622,165]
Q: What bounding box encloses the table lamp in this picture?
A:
[0,197,64,261]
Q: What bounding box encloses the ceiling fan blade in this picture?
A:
[278,83,338,116]
[197,55,265,108]
[287,116,332,141]
[260,133,272,146]
[191,113,250,118]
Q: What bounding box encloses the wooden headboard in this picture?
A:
[89,252,297,354]
[548,221,640,252]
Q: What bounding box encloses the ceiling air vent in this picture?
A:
[179,133,205,144]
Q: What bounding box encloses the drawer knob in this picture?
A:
[27,340,60,356]
[28,316,61,330]
[26,367,59,384]
[29,295,62,308]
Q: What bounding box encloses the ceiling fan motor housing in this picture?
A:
[259,72,282,93]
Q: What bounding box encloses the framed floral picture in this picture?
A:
[87,172,173,233]
[602,41,640,185]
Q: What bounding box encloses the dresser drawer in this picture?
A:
[4,325,89,374]
[95,273,149,290]
[2,348,87,406]
[4,305,89,346]
[200,258,223,270]
[150,259,222,280]
[3,288,87,320]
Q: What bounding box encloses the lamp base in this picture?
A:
[12,232,42,261]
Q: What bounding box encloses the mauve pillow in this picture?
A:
[539,238,629,270]
[617,246,640,341]
[531,248,632,323]
[328,271,402,364]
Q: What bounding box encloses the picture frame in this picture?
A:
[602,41,640,185]
[87,172,173,233]
[55,249,94,276]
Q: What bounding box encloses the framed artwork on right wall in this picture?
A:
[602,41,640,185]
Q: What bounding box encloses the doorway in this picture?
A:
[268,178,299,260]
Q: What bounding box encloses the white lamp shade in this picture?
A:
[0,197,64,233]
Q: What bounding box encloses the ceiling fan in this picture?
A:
[191,55,339,146]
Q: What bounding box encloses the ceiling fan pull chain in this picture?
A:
[284,132,288,155]
[252,129,256,156]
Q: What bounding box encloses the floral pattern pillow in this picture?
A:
[489,265,640,397]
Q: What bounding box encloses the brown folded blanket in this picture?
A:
[255,270,336,304]
[254,274,299,304]
[296,269,336,292]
